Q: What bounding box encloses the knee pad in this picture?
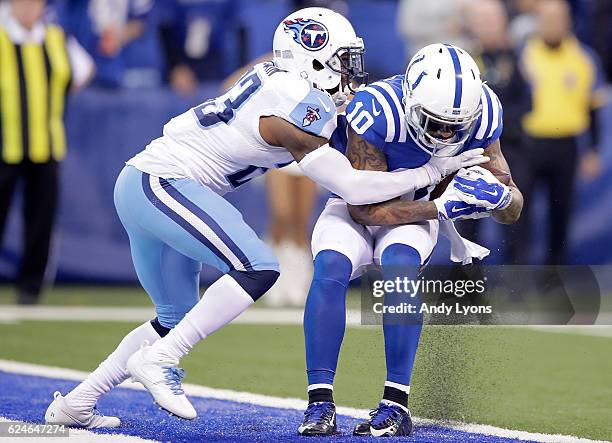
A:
[313,250,352,287]
[229,269,280,301]
[381,244,422,267]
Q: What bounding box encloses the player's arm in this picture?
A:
[345,128,439,225]
[259,115,328,160]
[484,140,523,224]
[259,116,464,206]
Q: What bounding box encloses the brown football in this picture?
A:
[429,164,511,200]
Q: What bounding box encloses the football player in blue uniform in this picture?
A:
[298,44,524,437]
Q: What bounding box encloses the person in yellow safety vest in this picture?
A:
[0,0,94,304]
[518,0,609,264]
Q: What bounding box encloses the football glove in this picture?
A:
[453,166,512,210]
[433,181,491,221]
[427,148,490,178]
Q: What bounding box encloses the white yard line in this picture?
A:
[3,306,612,338]
[0,360,607,443]
[0,415,156,443]
[0,306,362,327]
[0,306,156,323]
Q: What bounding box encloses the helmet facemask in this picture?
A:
[406,103,482,157]
[325,45,368,93]
[318,43,367,106]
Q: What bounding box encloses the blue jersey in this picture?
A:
[333,75,503,173]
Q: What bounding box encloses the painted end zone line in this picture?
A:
[0,360,606,443]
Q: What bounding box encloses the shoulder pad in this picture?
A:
[266,70,313,105]
[268,72,337,139]
[345,84,403,149]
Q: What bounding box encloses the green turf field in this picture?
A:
[1,286,611,440]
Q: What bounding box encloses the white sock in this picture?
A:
[65,321,161,412]
[149,274,254,362]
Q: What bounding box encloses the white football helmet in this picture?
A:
[403,44,483,157]
[273,7,367,105]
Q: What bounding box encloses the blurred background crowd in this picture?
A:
[0,0,610,305]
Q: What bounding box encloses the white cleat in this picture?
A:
[126,345,196,420]
[44,392,121,428]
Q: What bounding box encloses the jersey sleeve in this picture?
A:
[265,72,337,139]
[329,114,349,155]
[469,84,504,149]
[344,89,388,149]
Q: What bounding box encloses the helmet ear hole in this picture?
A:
[312,59,325,71]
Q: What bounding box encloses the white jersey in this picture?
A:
[128,61,337,195]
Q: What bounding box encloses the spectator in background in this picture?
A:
[397,0,475,59]
[508,0,538,45]
[159,0,237,96]
[518,0,608,264]
[584,0,612,82]
[0,0,94,304]
[460,0,531,258]
[264,164,316,307]
[55,0,153,88]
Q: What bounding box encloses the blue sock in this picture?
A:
[304,250,352,399]
[381,244,423,395]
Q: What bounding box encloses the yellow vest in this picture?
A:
[521,36,598,138]
[0,24,72,164]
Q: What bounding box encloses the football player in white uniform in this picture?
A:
[298,44,523,436]
[45,9,487,428]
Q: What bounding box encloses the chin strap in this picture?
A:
[331,84,364,108]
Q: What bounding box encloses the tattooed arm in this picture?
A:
[485,140,523,224]
[346,127,439,225]
[346,133,522,226]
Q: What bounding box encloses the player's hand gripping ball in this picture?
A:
[430,161,511,199]
[452,166,511,210]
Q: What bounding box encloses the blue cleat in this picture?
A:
[298,402,337,436]
[352,402,413,437]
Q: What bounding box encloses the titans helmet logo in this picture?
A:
[283,18,329,51]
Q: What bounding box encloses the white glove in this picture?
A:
[453,166,511,210]
[427,148,490,178]
[433,178,492,221]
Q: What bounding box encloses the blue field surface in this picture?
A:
[0,371,535,442]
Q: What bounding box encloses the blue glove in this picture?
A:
[453,166,511,210]
[433,184,491,221]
